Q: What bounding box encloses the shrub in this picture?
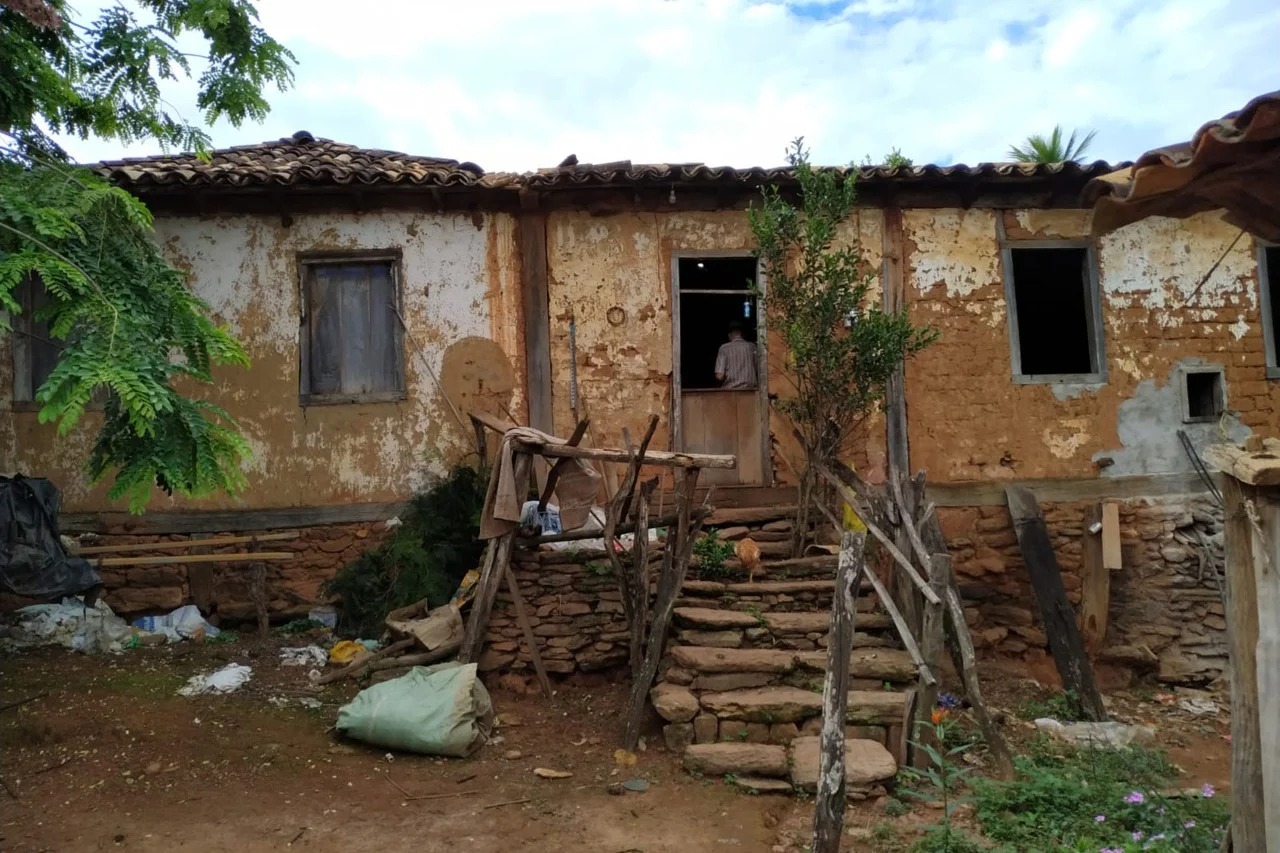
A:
[692,530,735,578]
[323,465,488,637]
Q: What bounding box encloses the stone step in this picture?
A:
[788,736,898,792]
[673,607,893,634]
[675,628,895,651]
[683,742,788,778]
[702,554,841,580]
[706,505,797,527]
[683,579,867,596]
[698,686,907,725]
[669,645,916,682]
[673,595,884,615]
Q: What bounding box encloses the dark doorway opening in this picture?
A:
[1009,247,1098,376]
[678,257,758,390]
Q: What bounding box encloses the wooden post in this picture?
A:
[1005,485,1107,721]
[1221,476,1267,852]
[812,531,866,853]
[911,553,948,769]
[504,566,553,698]
[1079,504,1109,655]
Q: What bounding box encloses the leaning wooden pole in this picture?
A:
[812,531,866,853]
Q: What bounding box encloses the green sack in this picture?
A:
[336,661,493,757]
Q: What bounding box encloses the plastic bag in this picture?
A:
[335,662,493,757]
[178,663,252,696]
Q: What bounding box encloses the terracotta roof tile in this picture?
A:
[96,131,484,189]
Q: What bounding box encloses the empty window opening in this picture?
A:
[677,257,759,390]
[1008,246,1101,378]
[9,275,62,403]
[1263,245,1279,376]
[1183,369,1224,422]
[300,255,405,403]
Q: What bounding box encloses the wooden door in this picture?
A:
[680,389,764,485]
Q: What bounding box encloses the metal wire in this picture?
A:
[1177,429,1224,508]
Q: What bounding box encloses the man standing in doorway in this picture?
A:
[714,320,757,389]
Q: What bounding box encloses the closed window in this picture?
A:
[1001,242,1106,383]
[10,275,63,405]
[299,254,405,404]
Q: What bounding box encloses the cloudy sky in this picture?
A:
[61,0,1280,171]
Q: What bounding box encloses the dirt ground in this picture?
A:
[0,636,1233,853]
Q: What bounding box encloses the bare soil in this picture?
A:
[0,638,1233,853]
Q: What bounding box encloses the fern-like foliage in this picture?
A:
[0,162,251,511]
[0,0,294,511]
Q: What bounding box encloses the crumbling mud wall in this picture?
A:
[0,209,525,512]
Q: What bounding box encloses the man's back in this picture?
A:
[715,338,757,389]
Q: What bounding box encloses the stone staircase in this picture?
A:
[651,546,916,797]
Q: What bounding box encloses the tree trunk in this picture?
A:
[792,464,815,558]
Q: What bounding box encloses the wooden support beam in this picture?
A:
[91,551,293,567]
[518,202,553,434]
[504,566,553,698]
[881,206,910,476]
[536,419,590,512]
[77,532,297,555]
[911,553,948,769]
[1079,504,1109,655]
[811,531,866,853]
[514,440,736,470]
[1005,485,1107,722]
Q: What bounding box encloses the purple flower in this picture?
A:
[1184,820,1196,829]
[1132,831,1144,841]
[937,693,961,710]
[1094,814,1106,823]
[1201,783,1216,798]
[1157,807,1166,815]
[1124,791,1145,804]
[1100,848,1124,853]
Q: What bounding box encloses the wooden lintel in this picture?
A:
[1203,438,1280,487]
[927,471,1217,506]
[62,501,406,535]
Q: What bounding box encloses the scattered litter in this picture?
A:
[622,778,649,792]
[1,597,133,654]
[280,646,327,667]
[570,736,588,747]
[495,713,522,728]
[533,767,573,779]
[132,605,220,642]
[1034,718,1156,748]
[386,601,463,652]
[178,663,253,696]
[335,662,493,757]
[1178,697,1219,716]
[614,748,637,768]
[307,605,338,629]
[328,640,368,664]
[268,696,322,710]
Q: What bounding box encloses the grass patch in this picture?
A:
[972,738,1228,852]
[692,530,735,579]
[1015,689,1084,721]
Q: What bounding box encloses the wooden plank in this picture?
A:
[1221,476,1266,852]
[62,502,406,535]
[1254,495,1280,852]
[518,204,553,434]
[512,441,735,470]
[736,390,764,485]
[187,533,215,614]
[881,206,909,475]
[1079,504,1109,655]
[1100,501,1122,570]
[536,419,589,511]
[92,552,294,567]
[1005,485,1107,721]
[459,453,530,664]
[504,565,553,698]
[811,531,865,853]
[1203,439,1280,487]
[911,553,948,770]
[926,471,1216,506]
[77,532,298,555]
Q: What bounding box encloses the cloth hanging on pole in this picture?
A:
[479,427,600,540]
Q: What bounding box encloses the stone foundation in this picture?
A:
[939,493,1226,685]
[50,521,392,621]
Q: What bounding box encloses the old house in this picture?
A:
[3,131,1277,685]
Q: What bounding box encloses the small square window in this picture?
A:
[1182,368,1224,423]
[1261,244,1279,379]
[1003,244,1105,383]
[299,253,406,404]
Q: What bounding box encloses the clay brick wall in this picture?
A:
[940,494,1226,686]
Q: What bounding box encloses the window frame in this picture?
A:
[1178,365,1226,423]
[998,234,1108,385]
[1259,241,1279,380]
[297,250,407,406]
[10,275,67,411]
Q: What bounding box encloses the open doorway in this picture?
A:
[673,255,768,485]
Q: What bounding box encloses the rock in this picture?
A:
[145,762,161,775]
[768,722,800,744]
[678,630,744,648]
[744,722,771,743]
[674,607,759,629]
[663,722,695,752]
[699,687,906,725]
[788,736,898,791]
[504,749,523,760]
[497,673,531,694]
[683,743,788,777]
[106,586,184,614]
[1160,545,1191,563]
[664,666,695,685]
[477,649,516,672]
[733,776,794,794]
[670,646,796,674]
[1100,645,1159,668]
[716,526,752,541]
[693,713,719,744]
[650,683,700,723]
[1203,615,1227,631]
[1033,718,1156,748]
[976,627,1009,647]
[691,672,776,692]
[761,520,793,532]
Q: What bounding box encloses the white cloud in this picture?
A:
[60,0,1280,171]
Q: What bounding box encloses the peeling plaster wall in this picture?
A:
[544,209,885,486]
[2,210,523,511]
[905,209,1278,483]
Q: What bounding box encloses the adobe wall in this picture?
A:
[0,209,526,512]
